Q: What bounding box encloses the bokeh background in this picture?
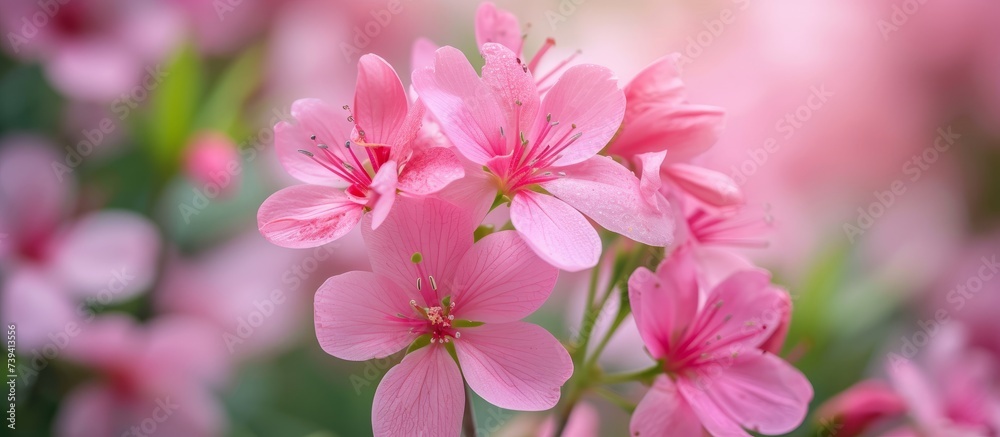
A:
[1,0,999,436]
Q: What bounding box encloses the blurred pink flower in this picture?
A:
[628,245,811,436]
[817,379,908,437]
[0,138,161,349]
[0,0,182,101]
[314,197,571,436]
[55,315,230,437]
[183,131,242,199]
[156,232,308,360]
[414,43,673,271]
[258,53,464,248]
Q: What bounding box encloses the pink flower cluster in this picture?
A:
[257,3,813,436]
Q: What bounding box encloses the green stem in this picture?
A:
[594,387,637,413]
[601,364,663,385]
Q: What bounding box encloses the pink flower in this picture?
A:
[258,53,464,249]
[627,246,812,436]
[0,137,161,349]
[816,380,908,437]
[413,43,674,271]
[183,131,241,199]
[314,197,571,436]
[54,315,230,437]
[614,57,740,208]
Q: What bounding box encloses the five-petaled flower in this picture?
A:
[413,42,674,272]
[258,54,464,248]
[628,244,812,437]
[314,197,572,437]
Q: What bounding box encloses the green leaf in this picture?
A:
[196,44,264,133]
[145,43,204,172]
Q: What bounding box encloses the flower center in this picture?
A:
[294,105,392,198]
[490,111,581,194]
[410,299,460,344]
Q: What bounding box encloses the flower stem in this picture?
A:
[463,385,477,437]
[600,364,662,385]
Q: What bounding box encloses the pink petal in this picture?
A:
[817,380,908,437]
[542,156,674,247]
[0,138,70,245]
[616,103,725,162]
[430,153,498,224]
[275,98,355,185]
[257,185,364,248]
[509,190,600,272]
[314,271,419,360]
[1,268,77,351]
[355,54,409,146]
[693,270,785,356]
[50,211,161,300]
[481,42,539,148]
[369,160,399,230]
[411,37,439,72]
[455,322,572,410]
[636,151,667,202]
[686,353,813,435]
[539,403,600,437]
[677,377,753,437]
[397,147,465,195]
[372,346,464,437]
[536,64,625,166]
[630,375,704,437]
[46,41,141,101]
[362,197,476,300]
[757,289,792,355]
[664,163,745,207]
[624,54,688,106]
[475,2,522,54]
[451,231,558,323]
[412,46,505,164]
[628,244,700,359]
[55,383,117,437]
[691,245,756,290]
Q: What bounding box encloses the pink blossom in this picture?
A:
[816,380,908,437]
[0,0,182,101]
[614,56,740,208]
[0,138,161,349]
[258,53,464,249]
[54,315,230,437]
[183,131,241,199]
[628,245,811,436]
[413,43,673,271]
[314,197,571,436]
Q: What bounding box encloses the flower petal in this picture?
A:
[397,147,465,195]
[50,210,161,300]
[455,322,572,410]
[628,244,700,359]
[373,346,464,437]
[362,197,476,301]
[693,270,785,357]
[451,231,558,323]
[314,271,419,360]
[412,46,505,164]
[369,160,399,230]
[257,185,364,248]
[275,99,355,185]
[355,54,409,146]
[475,2,522,54]
[686,353,813,435]
[481,42,539,150]
[537,64,625,166]
[677,377,753,437]
[509,190,600,272]
[1,268,77,351]
[630,375,704,437]
[665,163,745,207]
[542,156,674,247]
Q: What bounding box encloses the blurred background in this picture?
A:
[0,0,998,436]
